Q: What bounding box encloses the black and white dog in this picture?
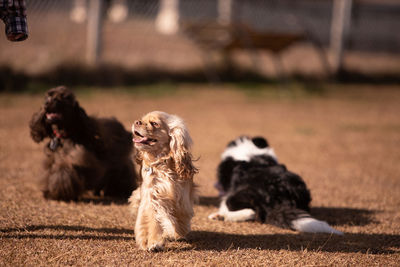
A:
[209,136,342,235]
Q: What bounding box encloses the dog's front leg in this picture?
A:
[134,200,148,250]
[146,208,165,251]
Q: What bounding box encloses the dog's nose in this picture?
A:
[135,120,142,126]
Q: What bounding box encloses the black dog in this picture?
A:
[209,136,342,234]
[29,86,137,201]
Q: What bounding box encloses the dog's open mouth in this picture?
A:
[133,131,157,145]
[46,113,62,121]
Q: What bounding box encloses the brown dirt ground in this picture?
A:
[1,84,400,266]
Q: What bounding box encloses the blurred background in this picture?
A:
[0,0,399,91]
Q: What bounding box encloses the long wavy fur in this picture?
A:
[29,86,137,201]
[130,111,197,251]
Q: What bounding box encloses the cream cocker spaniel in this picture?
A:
[129,111,197,251]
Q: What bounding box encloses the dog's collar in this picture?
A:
[49,137,61,151]
[143,167,153,175]
[142,162,154,176]
[53,129,66,139]
[51,124,67,139]
[48,125,66,151]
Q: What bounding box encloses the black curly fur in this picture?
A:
[29,86,137,201]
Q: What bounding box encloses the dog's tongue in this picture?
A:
[133,136,148,144]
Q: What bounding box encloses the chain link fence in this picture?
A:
[1,0,399,85]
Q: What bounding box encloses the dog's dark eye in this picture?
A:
[150,121,159,127]
[252,137,269,148]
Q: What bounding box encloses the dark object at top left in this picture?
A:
[0,0,28,41]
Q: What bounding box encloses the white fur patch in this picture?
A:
[208,198,256,222]
[291,217,343,235]
[221,137,277,162]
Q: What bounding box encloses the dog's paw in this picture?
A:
[208,212,225,221]
[135,240,147,251]
[147,242,164,252]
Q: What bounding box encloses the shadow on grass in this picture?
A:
[311,207,378,227]
[1,224,398,254]
[188,231,400,254]
[0,64,273,92]
[0,224,134,241]
[1,63,399,92]
[198,195,378,227]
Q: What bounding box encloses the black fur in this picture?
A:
[29,86,137,201]
[217,136,312,230]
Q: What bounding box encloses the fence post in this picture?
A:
[70,0,87,23]
[218,0,233,25]
[330,0,353,75]
[86,0,104,65]
[156,0,179,35]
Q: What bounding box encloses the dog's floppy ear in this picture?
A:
[29,107,50,143]
[167,115,197,180]
[72,99,89,127]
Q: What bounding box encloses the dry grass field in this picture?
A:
[1,84,400,266]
